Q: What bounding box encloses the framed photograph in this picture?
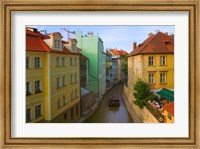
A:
[1,0,199,148]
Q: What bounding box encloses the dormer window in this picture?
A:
[54,39,57,48]
[58,40,60,48]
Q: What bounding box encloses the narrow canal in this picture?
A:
[85,83,133,123]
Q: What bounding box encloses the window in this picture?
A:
[62,57,65,66]
[56,57,59,67]
[149,74,154,84]
[58,40,60,48]
[75,89,78,97]
[62,76,66,86]
[148,57,154,66]
[72,43,76,51]
[26,82,31,95]
[35,57,40,68]
[70,57,73,66]
[71,108,74,120]
[75,57,77,66]
[160,73,166,83]
[35,105,41,118]
[64,112,67,120]
[55,39,57,48]
[35,80,41,93]
[75,74,77,82]
[63,96,67,105]
[56,78,60,88]
[57,98,61,109]
[70,74,73,84]
[167,113,172,120]
[76,105,79,116]
[160,56,166,66]
[71,91,73,99]
[26,108,31,122]
[26,57,30,69]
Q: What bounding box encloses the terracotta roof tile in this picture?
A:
[164,102,174,116]
[129,32,174,56]
[26,28,80,55]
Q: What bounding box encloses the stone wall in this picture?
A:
[123,84,159,123]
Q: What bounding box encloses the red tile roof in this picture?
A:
[26,35,51,52]
[26,29,50,39]
[164,102,174,116]
[26,29,79,55]
[129,32,174,56]
[119,50,128,56]
[110,49,128,56]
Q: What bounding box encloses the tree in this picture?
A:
[133,78,154,109]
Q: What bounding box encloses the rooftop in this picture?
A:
[129,32,174,56]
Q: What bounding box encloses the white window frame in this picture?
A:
[35,57,40,68]
[55,39,57,48]
[62,76,66,86]
[149,74,154,84]
[26,82,31,95]
[26,57,30,69]
[56,77,60,88]
[160,73,166,83]
[35,80,41,93]
[26,108,31,122]
[63,96,67,105]
[75,74,77,82]
[148,56,154,66]
[35,104,41,118]
[70,57,73,66]
[160,56,166,66]
[62,57,65,66]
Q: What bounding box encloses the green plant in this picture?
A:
[133,78,154,109]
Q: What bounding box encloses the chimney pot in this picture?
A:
[164,32,168,35]
[133,42,137,50]
[148,33,153,37]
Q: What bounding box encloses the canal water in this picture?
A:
[85,83,133,123]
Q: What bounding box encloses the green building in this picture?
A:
[76,31,106,100]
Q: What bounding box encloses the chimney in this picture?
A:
[164,32,168,36]
[133,42,137,50]
[148,33,153,37]
[27,27,38,32]
[87,32,93,36]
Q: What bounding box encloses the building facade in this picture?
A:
[76,31,106,100]
[124,32,174,123]
[26,28,81,123]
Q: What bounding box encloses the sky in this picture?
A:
[30,25,174,53]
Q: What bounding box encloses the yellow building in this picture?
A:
[26,28,80,123]
[163,102,174,123]
[127,32,174,97]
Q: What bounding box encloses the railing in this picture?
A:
[145,103,164,123]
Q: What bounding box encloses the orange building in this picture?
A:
[163,102,174,123]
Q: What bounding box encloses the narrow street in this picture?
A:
[86,83,133,123]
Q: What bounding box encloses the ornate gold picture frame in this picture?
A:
[0,0,199,148]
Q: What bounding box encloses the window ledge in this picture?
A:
[35,91,42,94]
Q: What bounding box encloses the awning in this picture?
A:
[156,88,174,102]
